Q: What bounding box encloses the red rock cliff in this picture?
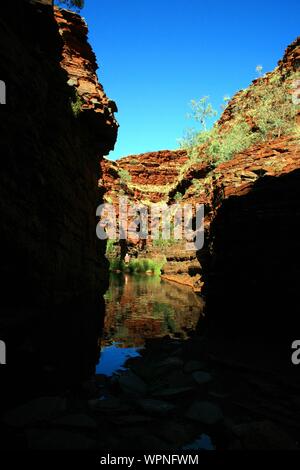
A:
[194,38,300,340]
[54,7,118,154]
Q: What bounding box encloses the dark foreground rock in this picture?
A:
[0,0,117,416]
[2,334,299,451]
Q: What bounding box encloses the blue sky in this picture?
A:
[77,0,299,159]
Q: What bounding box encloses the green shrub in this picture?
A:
[70,91,83,117]
[153,238,173,249]
[248,79,298,139]
[207,122,258,164]
[191,178,203,195]
[174,192,183,202]
[221,95,231,111]
[109,257,166,275]
[106,239,117,257]
[128,257,166,275]
[188,97,217,132]
[104,195,113,204]
[255,65,263,77]
[180,72,298,169]
[109,257,125,271]
[269,69,281,85]
[179,96,217,159]
[118,169,131,184]
[56,0,84,11]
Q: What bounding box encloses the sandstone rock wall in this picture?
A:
[101,149,204,291]
[0,1,118,401]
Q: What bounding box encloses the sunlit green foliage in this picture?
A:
[109,257,166,275]
[174,192,183,202]
[180,73,298,167]
[118,169,131,184]
[70,91,83,117]
[106,239,117,257]
[56,0,84,11]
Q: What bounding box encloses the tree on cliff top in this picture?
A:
[56,0,84,11]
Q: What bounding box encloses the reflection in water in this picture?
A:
[96,342,142,376]
[97,274,203,375]
[182,434,215,451]
[104,273,203,347]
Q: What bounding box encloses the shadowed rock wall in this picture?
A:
[0,0,118,403]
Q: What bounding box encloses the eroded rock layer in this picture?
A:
[101,149,204,291]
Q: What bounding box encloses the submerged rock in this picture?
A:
[110,414,153,425]
[155,420,196,446]
[157,357,184,370]
[52,413,98,430]
[186,401,223,425]
[26,428,95,450]
[192,371,212,385]
[232,420,297,450]
[4,397,67,427]
[162,370,195,389]
[118,371,148,396]
[136,398,176,416]
[184,360,206,373]
[152,386,194,398]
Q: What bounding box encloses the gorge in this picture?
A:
[0,0,300,452]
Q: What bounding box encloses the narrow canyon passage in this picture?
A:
[1,0,299,454]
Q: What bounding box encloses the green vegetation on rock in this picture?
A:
[70,91,83,117]
[106,239,117,257]
[177,67,299,199]
[56,0,84,11]
[109,257,166,275]
[118,169,131,184]
[174,192,183,202]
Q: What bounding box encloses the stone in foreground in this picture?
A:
[186,401,223,425]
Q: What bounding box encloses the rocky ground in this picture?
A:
[2,334,299,451]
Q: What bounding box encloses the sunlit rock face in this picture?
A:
[54,7,118,155]
[101,37,300,343]
[100,151,207,291]
[0,1,118,403]
[196,37,300,340]
[100,149,189,203]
